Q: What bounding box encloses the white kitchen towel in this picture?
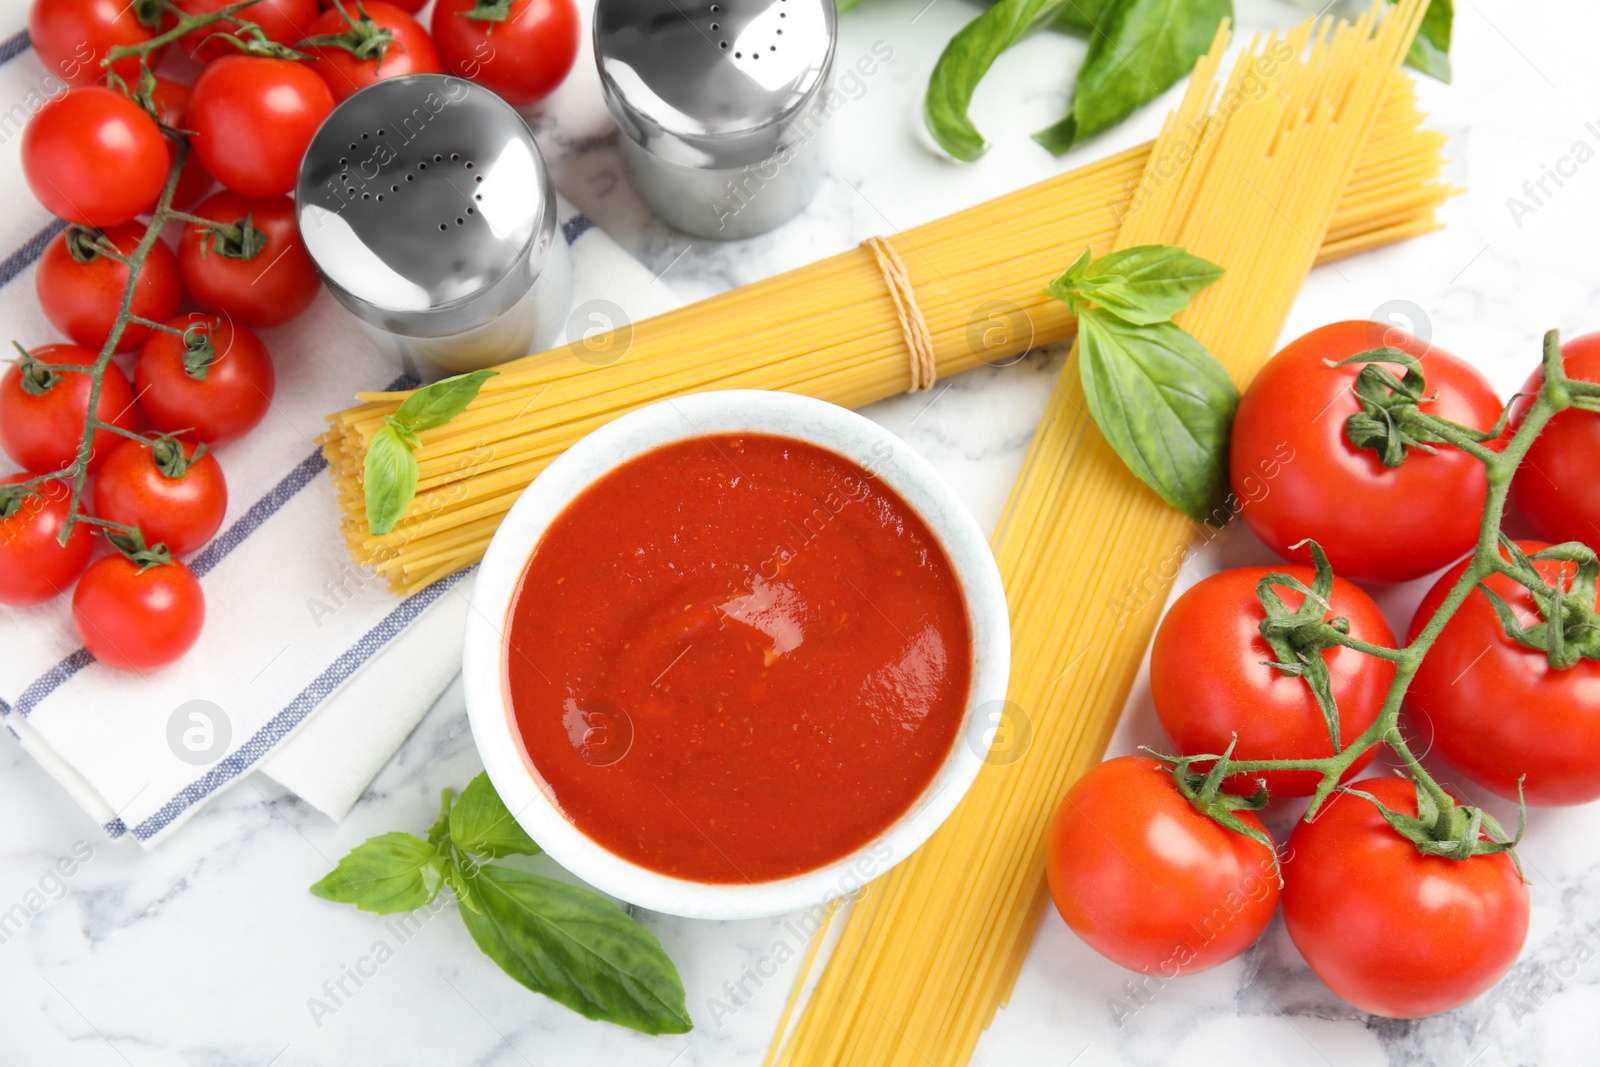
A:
[0,24,681,845]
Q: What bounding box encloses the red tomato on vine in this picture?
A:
[432,0,579,107]
[28,0,160,87]
[1230,321,1504,584]
[178,191,322,327]
[135,315,276,445]
[1151,565,1396,797]
[1406,541,1600,806]
[0,344,136,474]
[188,56,334,198]
[1045,756,1279,975]
[93,439,228,556]
[37,224,184,354]
[303,2,442,103]
[22,87,170,227]
[0,475,94,606]
[1512,333,1600,548]
[1282,777,1528,1019]
[73,555,205,671]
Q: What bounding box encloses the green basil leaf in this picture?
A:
[1049,245,1223,326]
[1400,0,1451,82]
[1034,0,1231,154]
[925,0,1078,161]
[457,864,692,1035]
[310,832,445,914]
[1076,307,1239,521]
[364,423,420,537]
[449,772,543,860]
[392,369,497,434]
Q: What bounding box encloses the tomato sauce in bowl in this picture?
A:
[504,433,973,884]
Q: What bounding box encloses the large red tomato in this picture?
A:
[0,345,136,474]
[1282,777,1528,1018]
[0,475,95,606]
[171,0,320,62]
[1231,321,1504,584]
[1151,566,1396,797]
[178,191,321,326]
[188,57,334,198]
[73,556,205,671]
[37,224,184,353]
[28,0,160,87]
[432,0,579,107]
[92,439,228,556]
[1511,333,1600,548]
[303,2,442,103]
[135,314,276,445]
[1046,756,1280,975]
[1406,541,1600,805]
[22,87,169,227]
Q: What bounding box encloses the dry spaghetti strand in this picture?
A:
[768,4,1432,1067]
[321,44,1450,595]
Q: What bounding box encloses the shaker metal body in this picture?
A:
[297,74,572,376]
[594,0,837,240]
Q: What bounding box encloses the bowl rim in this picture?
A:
[462,389,1010,920]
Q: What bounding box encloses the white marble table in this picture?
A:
[4,1,1600,1064]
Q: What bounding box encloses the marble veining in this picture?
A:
[4,0,1600,1064]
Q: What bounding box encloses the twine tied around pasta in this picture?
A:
[861,235,938,392]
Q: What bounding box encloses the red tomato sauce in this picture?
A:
[505,433,973,884]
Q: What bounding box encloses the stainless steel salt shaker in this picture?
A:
[594,0,836,240]
[296,74,572,376]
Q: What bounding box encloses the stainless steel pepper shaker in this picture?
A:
[296,74,572,376]
[594,0,837,240]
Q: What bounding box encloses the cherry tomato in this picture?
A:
[92,439,228,556]
[1406,541,1600,805]
[432,0,579,107]
[73,555,205,671]
[22,87,169,227]
[1511,333,1600,548]
[303,2,442,103]
[1046,756,1280,975]
[171,0,320,62]
[37,224,183,354]
[188,57,334,198]
[1231,322,1504,584]
[149,78,216,211]
[1151,566,1396,797]
[0,344,136,474]
[178,191,321,327]
[0,475,94,606]
[135,314,276,445]
[28,0,160,87]
[1282,777,1528,1018]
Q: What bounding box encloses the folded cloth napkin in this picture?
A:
[0,27,680,845]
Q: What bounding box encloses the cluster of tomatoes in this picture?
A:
[1046,321,1600,1020]
[1,0,579,673]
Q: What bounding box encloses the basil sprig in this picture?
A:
[363,370,496,536]
[925,0,1451,161]
[1049,245,1236,522]
[311,773,692,1036]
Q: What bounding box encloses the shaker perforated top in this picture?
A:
[296,75,558,338]
[594,0,837,168]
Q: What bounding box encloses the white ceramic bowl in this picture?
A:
[463,390,1010,920]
